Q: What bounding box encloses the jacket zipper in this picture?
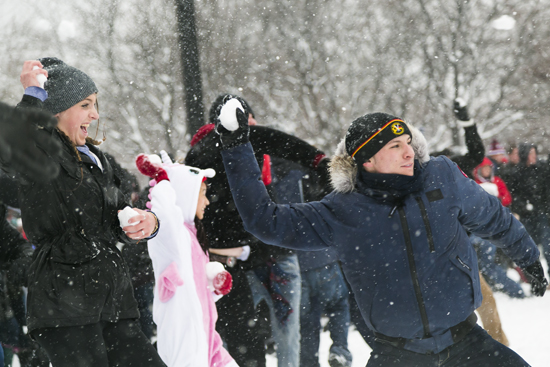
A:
[415,197,435,253]
[456,256,471,271]
[398,206,432,338]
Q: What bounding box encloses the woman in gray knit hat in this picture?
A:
[10,59,166,367]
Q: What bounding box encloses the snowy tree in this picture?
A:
[2,0,550,170]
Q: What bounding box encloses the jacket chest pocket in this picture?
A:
[416,189,457,253]
[415,197,435,253]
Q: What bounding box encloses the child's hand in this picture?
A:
[212,271,232,295]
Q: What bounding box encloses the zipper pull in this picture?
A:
[389,205,398,218]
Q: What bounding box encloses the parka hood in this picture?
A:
[472,157,494,183]
[329,121,429,193]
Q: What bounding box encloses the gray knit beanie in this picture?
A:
[39,57,98,115]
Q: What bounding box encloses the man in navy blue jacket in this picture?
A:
[215,100,547,366]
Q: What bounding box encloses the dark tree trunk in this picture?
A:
[175,0,204,137]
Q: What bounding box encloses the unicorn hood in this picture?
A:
[160,154,215,224]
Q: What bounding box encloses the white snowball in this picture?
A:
[32,66,47,89]
[219,98,244,131]
[205,261,225,280]
[118,206,140,227]
[148,154,162,165]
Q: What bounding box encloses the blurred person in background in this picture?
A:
[506,143,550,281]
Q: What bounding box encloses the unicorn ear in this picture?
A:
[160,150,173,164]
[202,168,216,178]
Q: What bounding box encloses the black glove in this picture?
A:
[215,100,250,149]
[453,98,470,121]
[0,102,61,180]
[522,260,548,297]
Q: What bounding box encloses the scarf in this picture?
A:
[356,160,424,206]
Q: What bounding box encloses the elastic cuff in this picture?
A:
[24,87,48,102]
[146,211,160,239]
[238,245,251,261]
[312,154,326,168]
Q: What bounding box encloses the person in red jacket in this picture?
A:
[472,157,512,207]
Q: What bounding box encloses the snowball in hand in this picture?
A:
[118,206,140,227]
[148,154,162,166]
[32,66,47,89]
[219,98,245,131]
[206,261,226,280]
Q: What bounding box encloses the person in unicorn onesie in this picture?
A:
[136,151,238,367]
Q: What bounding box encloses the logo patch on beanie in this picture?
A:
[391,122,405,135]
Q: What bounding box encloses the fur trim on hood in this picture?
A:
[329,122,429,193]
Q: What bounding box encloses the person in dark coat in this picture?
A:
[0,205,32,276]
[185,94,328,367]
[0,203,34,366]
[3,58,166,367]
[215,101,547,367]
[0,202,51,367]
[0,171,32,365]
[506,143,550,278]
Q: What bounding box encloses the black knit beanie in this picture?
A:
[208,93,254,125]
[345,112,411,164]
[39,57,98,115]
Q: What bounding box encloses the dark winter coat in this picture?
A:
[506,144,550,219]
[185,124,326,269]
[7,95,139,332]
[220,124,539,354]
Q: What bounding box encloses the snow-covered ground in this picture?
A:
[268,285,550,367]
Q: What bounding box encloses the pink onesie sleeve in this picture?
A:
[158,261,184,302]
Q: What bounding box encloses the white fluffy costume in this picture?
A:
[136,153,237,367]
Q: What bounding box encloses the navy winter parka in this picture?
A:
[220,125,539,352]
